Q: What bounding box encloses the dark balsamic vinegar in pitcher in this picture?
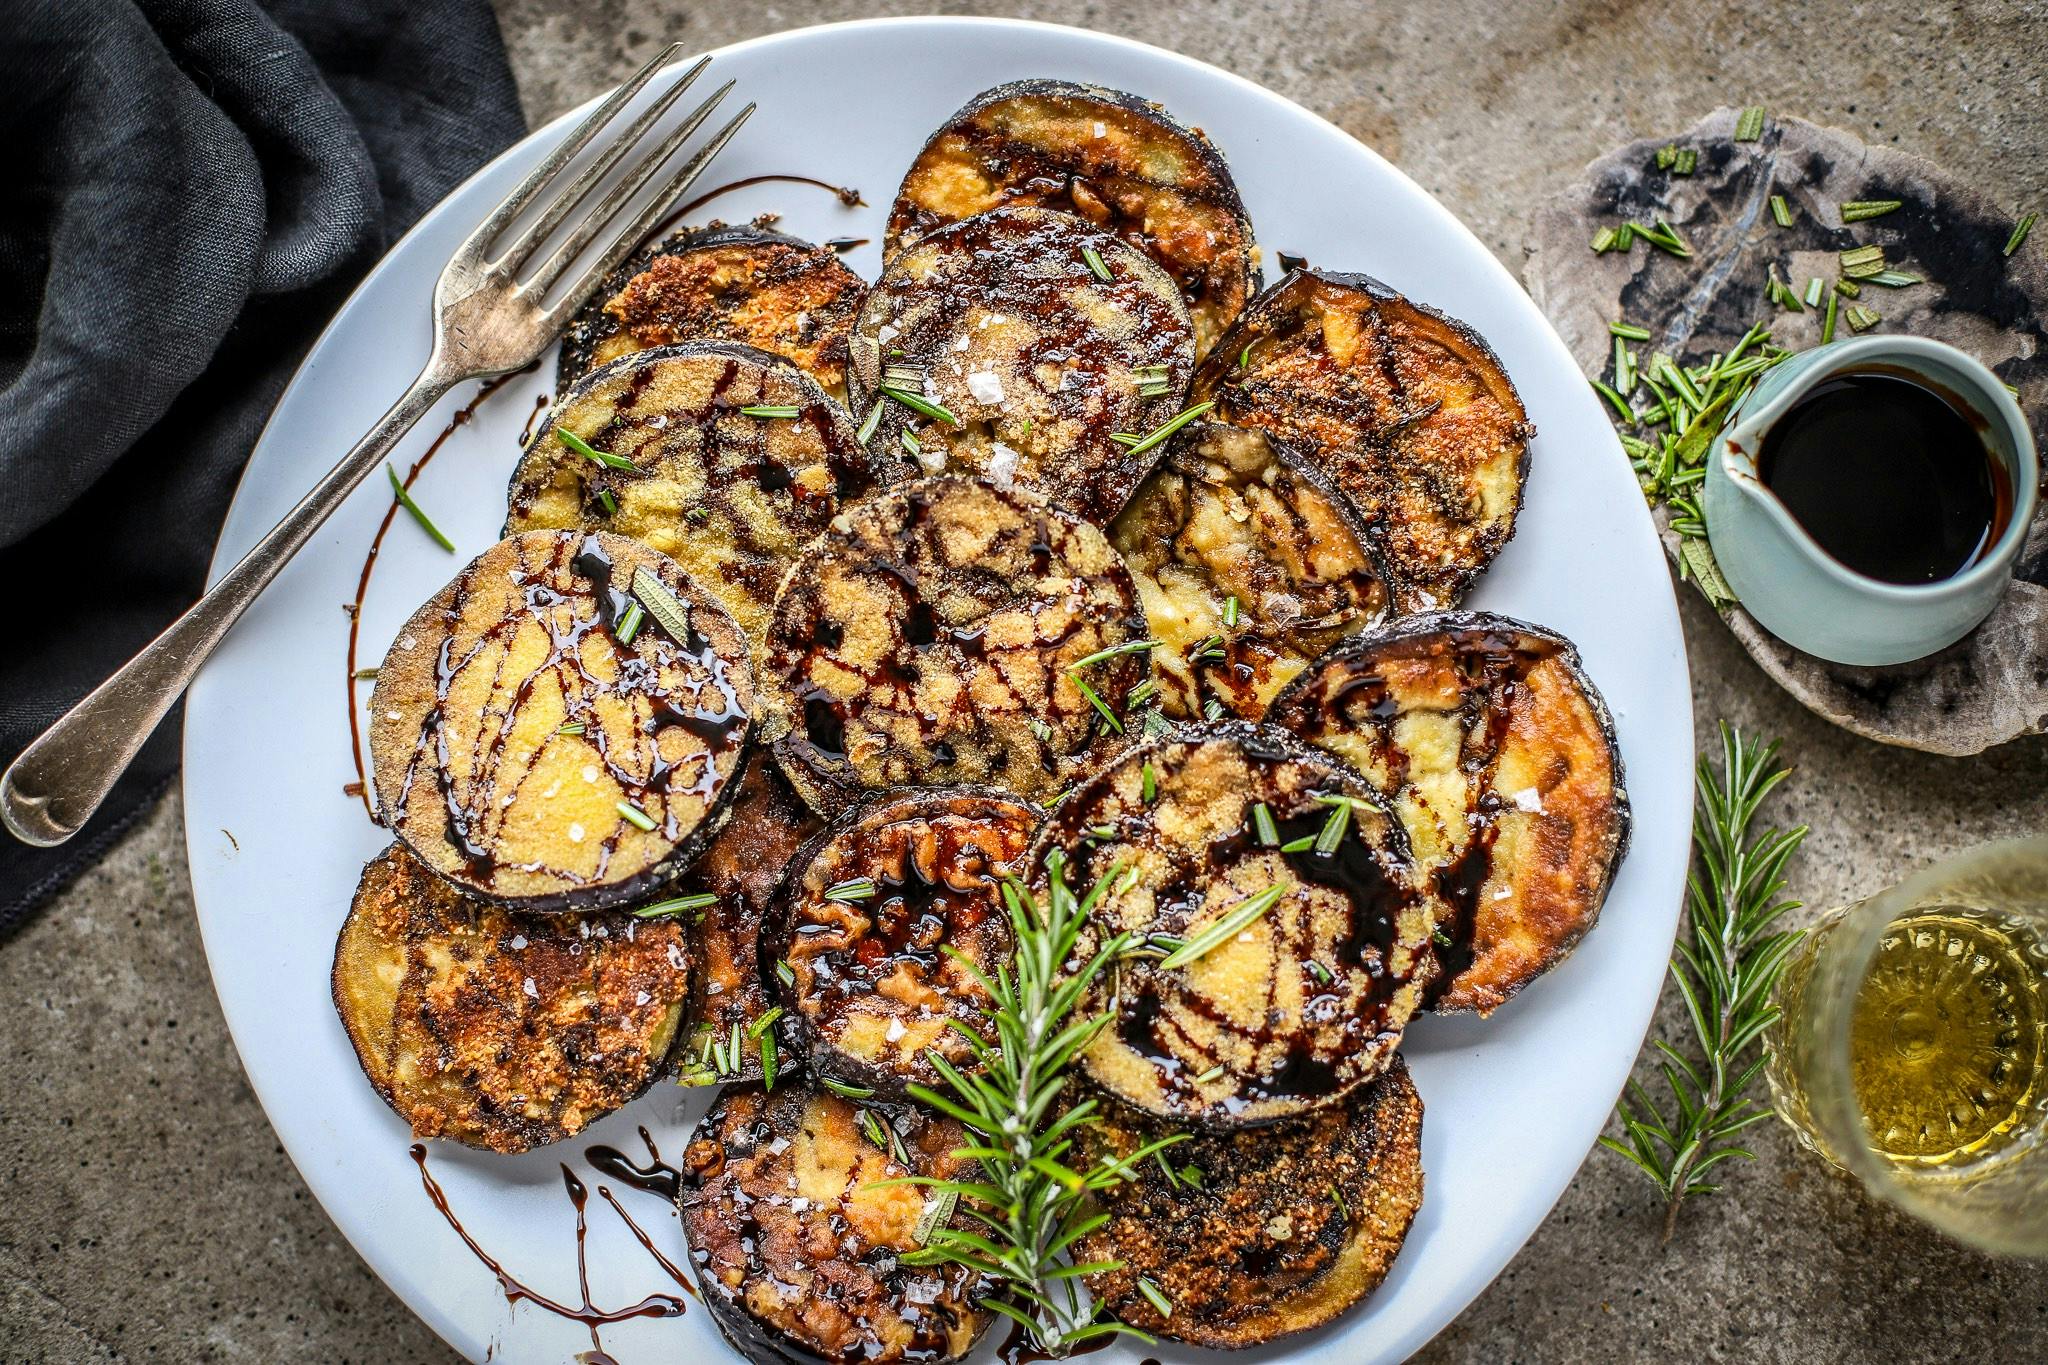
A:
[1756,369,2008,584]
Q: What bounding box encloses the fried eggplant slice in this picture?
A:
[667,753,822,1086]
[332,843,691,1153]
[849,206,1195,525]
[1110,421,1388,721]
[759,476,1150,810]
[1195,268,1532,611]
[1079,1057,1424,1347]
[556,223,867,399]
[368,530,754,913]
[680,1084,990,1365]
[508,342,874,650]
[773,787,1034,1093]
[1266,612,1630,1015]
[1028,722,1438,1128]
[885,79,1259,356]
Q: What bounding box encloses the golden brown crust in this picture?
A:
[773,787,1034,1093]
[885,80,1259,356]
[1028,723,1438,1128]
[508,343,874,653]
[680,1085,990,1364]
[1110,421,1388,720]
[669,754,822,1084]
[367,530,754,913]
[557,223,866,400]
[1079,1057,1424,1348]
[1265,612,1630,1015]
[1195,269,1532,612]
[759,477,1150,810]
[331,844,691,1154]
[850,206,1195,526]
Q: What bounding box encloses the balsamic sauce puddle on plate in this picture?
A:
[1756,366,2008,585]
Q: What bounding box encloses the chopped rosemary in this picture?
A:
[613,599,646,645]
[1845,304,1881,332]
[1070,672,1124,734]
[1733,106,1766,142]
[775,957,796,988]
[1109,400,1215,458]
[1028,717,1055,744]
[1591,226,1618,254]
[901,429,921,457]
[1834,278,1861,298]
[1839,199,1902,223]
[1252,802,1279,847]
[1821,290,1839,344]
[878,385,960,426]
[824,877,877,903]
[630,566,694,645]
[353,667,380,680]
[1125,679,1159,710]
[856,398,884,444]
[1609,321,1652,342]
[1069,638,1160,670]
[1312,800,1351,856]
[1082,244,1114,282]
[820,1076,875,1099]
[634,892,717,919]
[1802,277,1825,308]
[882,363,926,388]
[1864,270,1921,288]
[385,464,455,552]
[1655,144,1676,170]
[1769,194,1793,228]
[1202,698,1225,722]
[1238,341,1254,368]
[1136,1278,1174,1319]
[616,799,657,832]
[760,1029,778,1091]
[748,1007,785,1039]
[557,721,585,735]
[595,489,618,517]
[2006,213,2037,257]
[1331,1185,1349,1219]
[911,1188,958,1247]
[859,1108,892,1152]
[1307,959,1334,986]
[1140,762,1157,804]
[1158,882,1291,969]
[1839,244,1888,278]
[1639,219,1692,258]
[556,427,635,471]
[738,404,802,418]
[1192,1064,1226,1085]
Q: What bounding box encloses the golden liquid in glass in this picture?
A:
[1847,909,2047,1167]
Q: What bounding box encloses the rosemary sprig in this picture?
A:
[1157,882,1291,969]
[1109,401,1215,458]
[1602,724,1807,1243]
[556,427,635,471]
[880,854,1186,1355]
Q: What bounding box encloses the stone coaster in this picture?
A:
[1525,107,2046,757]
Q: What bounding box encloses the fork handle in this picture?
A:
[2,362,458,848]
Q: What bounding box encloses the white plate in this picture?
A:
[183,17,1691,1365]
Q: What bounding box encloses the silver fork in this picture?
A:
[1,44,753,848]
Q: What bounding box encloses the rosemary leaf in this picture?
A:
[630,566,694,645]
[1070,673,1125,735]
[385,464,455,552]
[616,799,657,832]
[738,404,802,418]
[879,385,961,427]
[856,399,884,445]
[1769,194,1793,228]
[1864,270,1922,288]
[1082,244,1114,283]
[1845,304,1881,332]
[1158,883,1291,969]
[1733,106,1766,142]
[825,878,877,903]
[2006,212,2037,257]
[1110,401,1215,458]
[821,1076,875,1099]
[1839,199,1902,223]
[1252,802,1279,848]
[556,427,635,471]
[634,892,717,919]
[1069,638,1160,671]
[613,599,645,646]
[1609,321,1653,341]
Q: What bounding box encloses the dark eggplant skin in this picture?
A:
[768,785,1033,1095]
[669,753,822,1084]
[758,476,1151,812]
[679,1083,992,1365]
[885,78,1260,356]
[508,340,874,652]
[1078,1056,1425,1349]
[849,206,1196,527]
[1265,611,1631,1015]
[1025,720,1440,1129]
[367,529,755,914]
[555,222,867,399]
[1109,420,1390,721]
[1194,267,1533,613]
[331,843,691,1154]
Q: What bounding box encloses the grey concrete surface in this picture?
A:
[4,1,2046,1360]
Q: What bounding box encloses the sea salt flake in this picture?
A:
[885,1017,907,1043]
[510,934,528,950]
[1508,787,1544,813]
[522,977,538,999]
[1093,121,1106,138]
[568,822,585,843]
[986,442,1020,489]
[965,370,1005,404]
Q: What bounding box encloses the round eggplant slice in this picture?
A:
[368,529,754,912]
[884,79,1259,357]
[668,753,823,1085]
[1266,612,1630,1015]
[556,222,867,399]
[680,1083,990,1365]
[331,843,691,1154]
[849,206,1195,526]
[759,476,1151,810]
[1028,722,1438,1128]
[1078,1056,1424,1348]
[507,342,874,650]
[1109,421,1389,721]
[1194,268,1533,612]
[773,787,1034,1093]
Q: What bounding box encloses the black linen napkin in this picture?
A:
[0,0,526,933]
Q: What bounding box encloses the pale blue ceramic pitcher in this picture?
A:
[1703,336,2038,667]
